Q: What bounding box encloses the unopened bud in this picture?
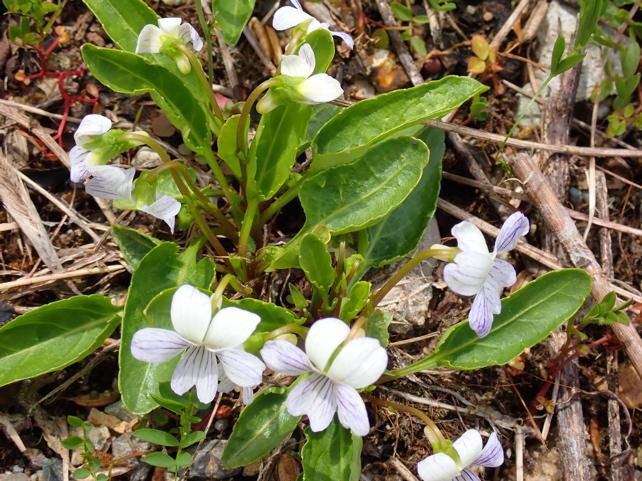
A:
[274,333,298,345]
[429,244,459,262]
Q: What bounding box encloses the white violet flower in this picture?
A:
[258,43,343,112]
[261,317,387,436]
[417,429,504,481]
[69,115,181,232]
[273,0,354,49]
[135,17,203,54]
[131,284,266,404]
[443,212,529,338]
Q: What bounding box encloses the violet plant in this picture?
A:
[0,1,612,480]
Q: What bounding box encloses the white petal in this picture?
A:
[452,221,489,255]
[331,30,355,49]
[261,340,312,375]
[85,166,135,201]
[326,337,387,388]
[69,146,91,183]
[241,386,254,405]
[335,384,370,436]
[469,286,500,338]
[203,307,261,350]
[306,18,325,33]
[177,23,203,51]
[74,114,112,146]
[286,374,337,432]
[298,43,316,75]
[417,453,460,481]
[170,284,212,344]
[272,5,311,30]
[453,430,484,469]
[281,52,313,78]
[135,24,163,54]
[443,251,494,297]
[158,17,182,34]
[488,258,516,289]
[171,346,218,403]
[217,370,235,394]
[305,318,350,372]
[474,432,504,468]
[454,470,481,481]
[140,195,181,233]
[297,74,343,103]
[131,328,189,363]
[218,349,265,387]
[494,212,529,254]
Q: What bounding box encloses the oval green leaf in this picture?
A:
[222,388,300,468]
[312,76,487,169]
[300,234,336,292]
[112,225,160,271]
[301,418,362,481]
[0,295,120,387]
[213,0,256,46]
[389,269,592,377]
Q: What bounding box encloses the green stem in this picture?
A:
[180,45,224,123]
[237,79,275,155]
[193,0,214,87]
[267,323,309,340]
[257,179,302,227]
[238,199,259,257]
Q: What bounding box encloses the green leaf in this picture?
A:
[576,0,607,49]
[621,37,641,78]
[73,468,91,480]
[248,104,312,200]
[0,295,120,387]
[175,451,193,468]
[391,2,414,21]
[180,430,205,448]
[270,137,429,269]
[217,114,244,179]
[82,45,214,158]
[112,225,160,270]
[339,281,371,322]
[134,428,179,447]
[222,388,300,468]
[305,104,340,146]
[224,298,302,332]
[410,36,427,57]
[212,0,256,46]
[67,416,86,428]
[301,419,362,481]
[81,0,158,52]
[362,128,444,267]
[312,76,486,169]
[389,269,592,376]
[550,35,566,75]
[119,243,184,414]
[299,234,336,292]
[143,452,177,469]
[62,437,83,449]
[366,310,392,347]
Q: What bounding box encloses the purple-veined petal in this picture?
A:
[136,24,163,54]
[488,258,516,289]
[453,429,484,468]
[335,383,369,436]
[273,5,311,30]
[474,432,504,468]
[158,17,182,34]
[170,284,212,344]
[416,453,460,481]
[298,43,316,76]
[204,307,261,350]
[453,469,481,481]
[452,221,489,255]
[218,348,265,387]
[443,250,494,297]
[281,51,313,78]
[493,212,529,254]
[326,337,387,388]
[331,30,354,49]
[69,146,91,183]
[241,386,254,405]
[286,374,337,432]
[85,165,135,201]
[131,328,190,362]
[74,114,112,146]
[261,340,312,375]
[305,318,350,372]
[177,22,203,51]
[297,74,343,103]
[140,195,181,233]
[468,284,501,338]
[171,345,218,403]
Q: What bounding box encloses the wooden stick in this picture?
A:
[0,265,124,291]
[508,152,642,379]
